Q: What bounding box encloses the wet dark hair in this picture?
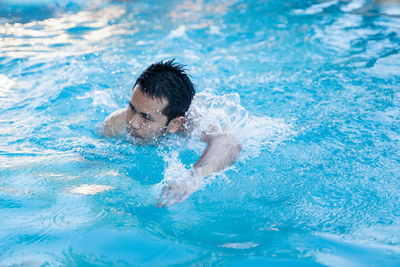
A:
[134,59,195,124]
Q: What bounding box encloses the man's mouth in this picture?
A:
[127,127,142,139]
[129,132,141,139]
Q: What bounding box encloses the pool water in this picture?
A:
[1,0,400,265]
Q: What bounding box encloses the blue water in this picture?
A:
[1,0,400,265]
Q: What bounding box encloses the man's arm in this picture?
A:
[193,132,242,177]
[156,131,242,207]
[99,108,128,137]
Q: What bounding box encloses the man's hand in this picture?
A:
[155,131,241,208]
[156,172,201,207]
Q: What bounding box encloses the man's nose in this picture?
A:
[129,114,142,130]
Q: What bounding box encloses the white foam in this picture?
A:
[315,229,400,254]
[293,0,338,15]
[157,92,295,188]
[315,251,359,267]
[341,0,365,12]
[183,49,201,60]
[187,92,296,158]
[220,242,259,249]
[167,25,186,39]
[69,184,114,195]
[77,89,119,111]
[0,74,16,98]
[208,25,221,35]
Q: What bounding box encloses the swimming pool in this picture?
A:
[1,0,400,265]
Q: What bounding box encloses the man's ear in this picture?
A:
[167,116,185,133]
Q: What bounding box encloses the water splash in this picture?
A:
[157,92,295,196]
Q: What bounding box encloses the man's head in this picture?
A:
[126,60,195,142]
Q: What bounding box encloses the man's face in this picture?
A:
[126,85,169,142]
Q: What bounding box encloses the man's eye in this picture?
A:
[129,103,136,112]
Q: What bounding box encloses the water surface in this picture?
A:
[1,0,400,265]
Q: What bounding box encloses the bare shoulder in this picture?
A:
[101,108,128,137]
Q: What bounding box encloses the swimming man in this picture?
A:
[100,60,241,207]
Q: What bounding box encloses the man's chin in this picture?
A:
[127,132,163,146]
[127,132,145,144]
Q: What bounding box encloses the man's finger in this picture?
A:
[167,189,192,206]
[165,193,180,207]
[157,187,172,207]
[176,191,191,204]
[160,187,182,207]
[155,184,170,205]
[158,195,170,207]
[164,190,184,207]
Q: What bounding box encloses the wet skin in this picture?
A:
[101,85,241,207]
[126,84,184,142]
